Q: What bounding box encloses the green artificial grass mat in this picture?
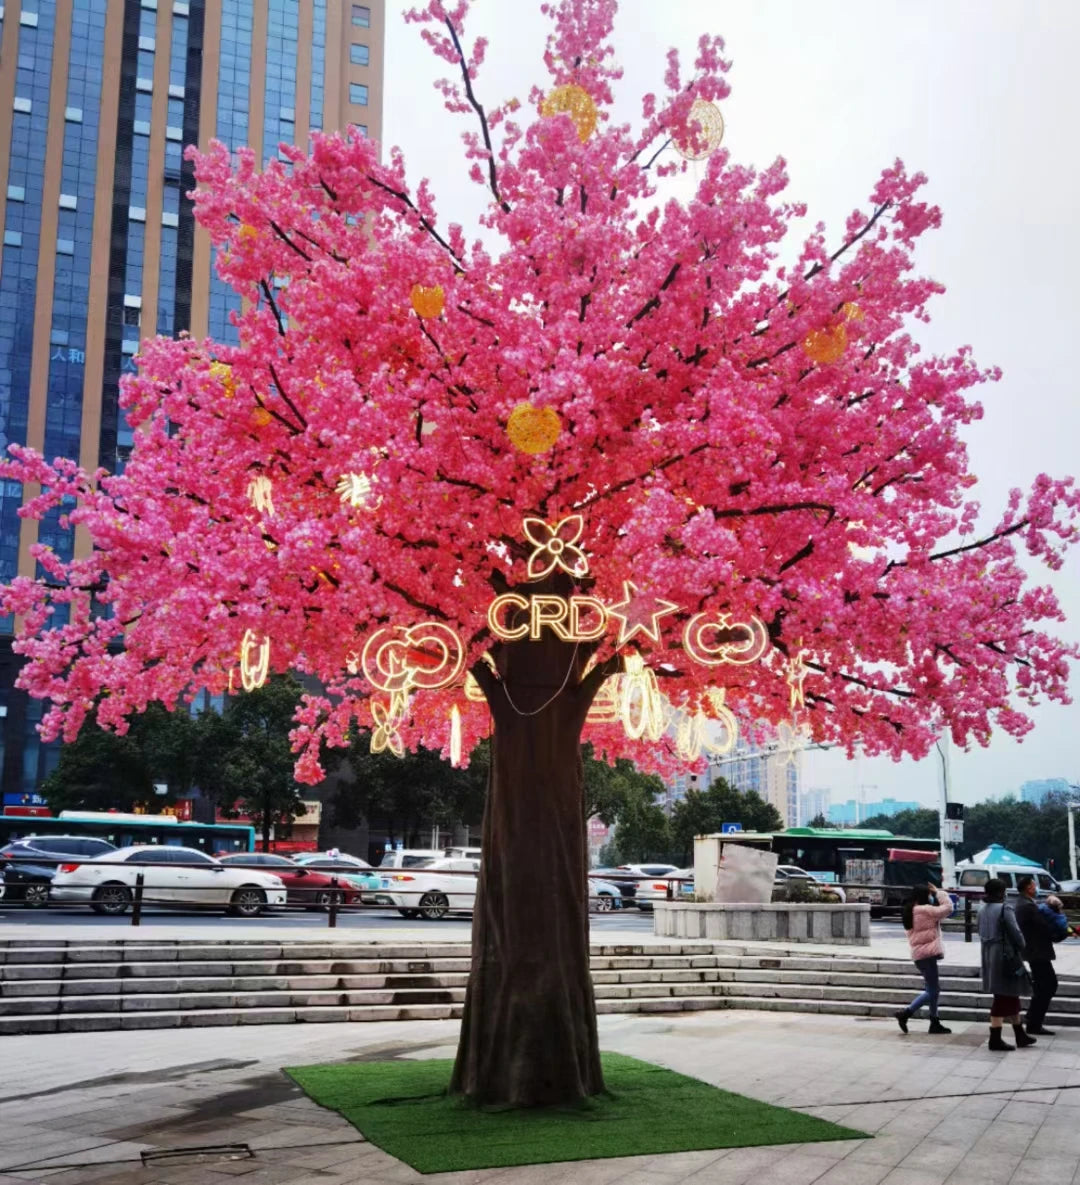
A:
[286,1052,866,1173]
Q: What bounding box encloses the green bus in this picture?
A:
[0,810,255,854]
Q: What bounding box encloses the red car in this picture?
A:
[218,853,359,909]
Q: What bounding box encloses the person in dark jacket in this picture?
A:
[977,878,1036,1051]
[1015,873,1059,1035]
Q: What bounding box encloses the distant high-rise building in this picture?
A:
[0,0,385,800]
[799,787,830,826]
[827,797,922,826]
[1020,778,1071,806]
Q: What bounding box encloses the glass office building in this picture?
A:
[0,0,384,799]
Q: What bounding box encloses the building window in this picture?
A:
[12,97,31,113]
[351,123,368,138]
[19,9,38,24]
[56,238,75,256]
[6,185,24,201]
[351,5,369,27]
[349,83,368,106]
[59,194,78,210]
[3,230,21,247]
[128,206,147,222]
[136,77,153,93]
[64,106,83,122]
[123,306,141,326]
[161,210,178,227]
[350,43,369,66]
[134,119,151,136]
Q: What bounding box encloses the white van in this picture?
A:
[378,848,443,870]
[955,863,1059,897]
[444,846,482,860]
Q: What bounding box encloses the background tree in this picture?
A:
[196,676,308,851]
[861,806,941,837]
[609,777,673,863]
[334,735,488,848]
[669,779,783,865]
[39,703,201,814]
[3,0,1078,1107]
[808,812,829,828]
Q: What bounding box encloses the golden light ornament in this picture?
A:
[449,704,462,767]
[842,302,864,322]
[361,621,466,693]
[522,514,589,581]
[672,98,725,161]
[586,676,620,724]
[703,687,739,756]
[209,360,235,398]
[409,283,445,319]
[786,650,810,710]
[540,83,597,142]
[774,720,809,769]
[618,653,667,742]
[370,691,408,759]
[336,471,377,510]
[683,611,770,667]
[606,580,680,647]
[506,402,562,455]
[246,475,275,517]
[251,405,273,428]
[238,630,271,691]
[802,323,848,365]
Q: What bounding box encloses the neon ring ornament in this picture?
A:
[360,622,465,693]
[239,630,271,691]
[682,612,770,667]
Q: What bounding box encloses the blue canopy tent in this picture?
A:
[966,845,1042,868]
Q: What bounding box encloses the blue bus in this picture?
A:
[0,811,255,854]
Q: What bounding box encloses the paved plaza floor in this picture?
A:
[4,1002,1080,1185]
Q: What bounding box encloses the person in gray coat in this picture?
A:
[978,878,1036,1051]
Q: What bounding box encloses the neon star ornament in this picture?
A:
[606,581,680,647]
[773,720,809,769]
[238,630,270,691]
[522,514,589,581]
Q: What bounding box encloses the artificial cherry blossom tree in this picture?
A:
[3,0,1078,1106]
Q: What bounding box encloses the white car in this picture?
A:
[50,845,287,917]
[587,876,624,912]
[376,857,479,920]
[614,863,680,910]
[774,865,847,903]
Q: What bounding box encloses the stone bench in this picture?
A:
[653,902,871,945]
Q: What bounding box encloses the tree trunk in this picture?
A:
[450,611,607,1107]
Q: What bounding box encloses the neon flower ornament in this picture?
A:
[522,514,590,581]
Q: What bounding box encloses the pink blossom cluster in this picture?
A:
[2,0,1077,781]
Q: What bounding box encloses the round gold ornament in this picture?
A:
[209,360,235,398]
[409,284,445,319]
[803,323,847,365]
[672,99,725,161]
[251,406,273,427]
[507,402,561,455]
[540,84,598,143]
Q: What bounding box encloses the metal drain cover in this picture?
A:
[141,1143,253,1165]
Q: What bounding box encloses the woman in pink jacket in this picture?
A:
[895,884,954,1034]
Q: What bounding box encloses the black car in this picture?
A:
[1,835,117,907]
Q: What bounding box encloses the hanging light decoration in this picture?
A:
[672,98,725,161]
[540,84,598,142]
[506,402,562,455]
[803,324,848,365]
[409,284,445,319]
[449,703,462,767]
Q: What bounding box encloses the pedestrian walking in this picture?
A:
[1015,873,1063,1035]
[978,877,1036,1051]
[894,883,953,1034]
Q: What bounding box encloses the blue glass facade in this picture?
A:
[208,0,252,344]
[310,0,326,133]
[0,2,56,584]
[263,0,298,165]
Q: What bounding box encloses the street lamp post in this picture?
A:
[936,736,957,890]
[1067,785,1080,882]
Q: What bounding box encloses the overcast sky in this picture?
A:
[381,0,1080,808]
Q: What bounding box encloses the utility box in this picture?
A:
[694,835,778,903]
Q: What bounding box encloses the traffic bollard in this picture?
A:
[328,878,339,928]
[964,895,973,942]
[132,872,144,926]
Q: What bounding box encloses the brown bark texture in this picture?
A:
[449,606,607,1107]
